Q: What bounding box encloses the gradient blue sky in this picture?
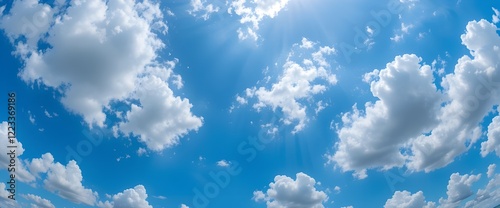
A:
[0,0,499,207]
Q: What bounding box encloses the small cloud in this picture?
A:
[216,160,230,167]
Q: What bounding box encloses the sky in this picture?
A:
[0,0,499,207]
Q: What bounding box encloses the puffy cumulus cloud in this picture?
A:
[97,185,152,208]
[329,54,441,178]
[188,0,219,20]
[0,122,36,183]
[180,204,190,208]
[481,115,500,157]
[228,0,289,40]
[0,0,202,151]
[0,183,20,207]
[242,38,337,133]
[384,191,435,208]
[464,168,500,208]
[43,159,98,205]
[253,172,328,208]
[438,173,481,207]
[116,70,203,151]
[330,19,500,177]
[408,19,500,172]
[23,194,56,208]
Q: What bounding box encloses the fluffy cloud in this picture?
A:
[481,115,500,157]
[464,167,500,208]
[253,172,328,208]
[0,183,19,207]
[330,54,441,178]
[23,194,56,208]
[188,0,219,20]
[408,19,500,172]
[228,0,289,40]
[98,185,152,208]
[242,38,337,133]
[384,191,435,208]
[386,171,494,208]
[43,159,98,205]
[0,0,202,151]
[330,19,500,177]
[0,122,36,182]
[438,173,481,207]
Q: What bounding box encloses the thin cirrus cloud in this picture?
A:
[329,19,500,178]
[0,0,202,151]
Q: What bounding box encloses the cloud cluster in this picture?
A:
[23,194,56,208]
[253,172,328,208]
[0,0,202,151]
[330,19,500,177]
[386,166,500,208]
[241,38,337,133]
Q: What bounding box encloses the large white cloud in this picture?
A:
[97,185,152,208]
[464,168,500,208]
[329,19,500,177]
[384,191,435,208]
[330,54,441,178]
[228,0,289,40]
[253,172,328,208]
[0,0,202,151]
[242,38,337,133]
[408,19,500,172]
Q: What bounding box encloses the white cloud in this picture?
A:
[391,23,414,42]
[243,39,337,133]
[384,191,435,208]
[329,54,441,178]
[181,204,190,208]
[43,159,98,205]
[439,173,481,207]
[330,19,500,177]
[28,111,36,124]
[0,122,36,183]
[464,173,500,208]
[408,19,500,172]
[23,194,56,208]
[188,0,219,20]
[0,0,202,151]
[216,160,230,167]
[253,172,328,208]
[116,71,203,151]
[487,164,496,178]
[137,147,148,156]
[300,37,315,49]
[0,183,19,207]
[493,7,500,24]
[229,0,289,40]
[98,185,152,208]
[481,115,500,157]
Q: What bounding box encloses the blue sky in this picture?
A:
[0,0,499,207]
